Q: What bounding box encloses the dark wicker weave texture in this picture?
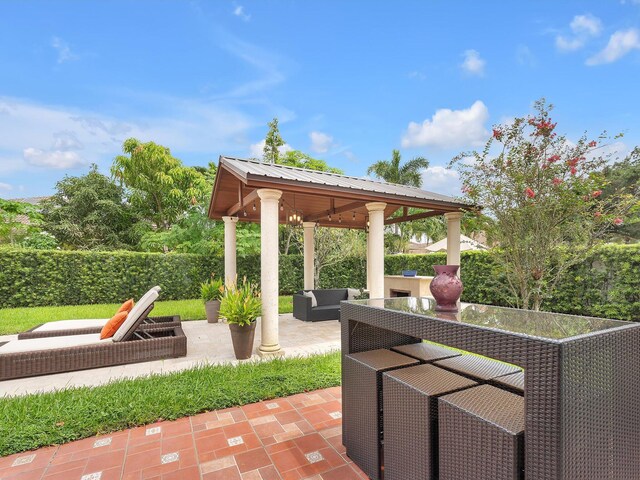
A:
[438,384,525,480]
[342,349,418,480]
[382,364,476,480]
[341,301,640,480]
[391,342,460,363]
[0,324,187,381]
[434,353,522,381]
[492,371,525,393]
[17,315,181,339]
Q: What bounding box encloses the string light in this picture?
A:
[252,201,256,211]
[243,209,247,217]
[352,211,356,220]
[328,214,332,221]
[280,201,284,211]
[338,214,342,223]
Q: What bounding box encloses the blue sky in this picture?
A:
[1,0,639,199]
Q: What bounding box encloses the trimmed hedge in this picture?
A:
[0,245,638,321]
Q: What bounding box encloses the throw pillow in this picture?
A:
[117,299,135,314]
[303,290,318,307]
[347,288,360,301]
[100,311,129,340]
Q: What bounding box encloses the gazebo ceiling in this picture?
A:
[208,156,474,229]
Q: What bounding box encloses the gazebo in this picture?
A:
[208,157,473,356]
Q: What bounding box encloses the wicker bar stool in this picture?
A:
[382,364,477,480]
[492,370,525,394]
[434,353,522,382]
[343,349,419,480]
[438,384,525,480]
[391,341,461,363]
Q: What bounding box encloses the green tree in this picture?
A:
[0,199,49,247]
[112,138,209,231]
[601,150,640,242]
[367,149,429,187]
[40,165,137,250]
[263,118,285,164]
[278,150,344,174]
[450,99,635,310]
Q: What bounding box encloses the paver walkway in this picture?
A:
[0,387,365,480]
[0,315,341,397]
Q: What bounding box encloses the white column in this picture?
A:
[366,202,387,299]
[445,211,463,271]
[222,216,238,286]
[303,222,315,290]
[366,229,371,291]
[257,188,283,356]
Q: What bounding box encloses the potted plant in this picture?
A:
[219,278,261,360]
[201,277,224,323]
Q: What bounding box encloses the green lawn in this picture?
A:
[0,296,294,335]
[0,351,340,456]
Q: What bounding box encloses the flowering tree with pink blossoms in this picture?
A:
[451,99,636,310]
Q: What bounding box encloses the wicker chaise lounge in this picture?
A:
[17,287,180,339]
[0,289,187,381]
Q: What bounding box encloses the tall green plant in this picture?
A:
[200,277,224,302]
[219,279,262,326]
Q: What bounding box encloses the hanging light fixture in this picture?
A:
[352,211,356,221]
[243,209,247,217]
[280,201,284,211]
[338,214,342,223]
[252,201,256,211]
[328,214,332,222]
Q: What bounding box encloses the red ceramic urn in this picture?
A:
[429,265,463,312]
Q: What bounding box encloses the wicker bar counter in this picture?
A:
[341,297,640,480]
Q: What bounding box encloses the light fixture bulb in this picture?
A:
[352,212,356,220]
[338,214,342,223]
[243,209,247,217]
[328,214,332,221]
[252,201,256,211]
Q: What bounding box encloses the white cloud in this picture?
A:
[516,45,536,66]
[401,100,490,149]
[586,28,640,65]
[309,131,334,153]
[555,14,602,52]
[0,95,252,174]
[460,50,485,76]
[249,139,293,159]
[51,36,78,64]
[232,5,251,21]
[23,148,84,169]
[0,182,12,191]
[420,166,462,197]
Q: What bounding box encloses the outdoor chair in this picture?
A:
[17,287,180,339]
[0,289,187,381]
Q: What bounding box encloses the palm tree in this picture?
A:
[366,149,429,187]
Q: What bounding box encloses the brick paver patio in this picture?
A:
[0,387,366,480]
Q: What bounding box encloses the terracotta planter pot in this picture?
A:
[228,321,257,360]
[205,300,221,323]
[429,265,463,312]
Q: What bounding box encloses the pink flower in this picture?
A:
[614,217,624,226]
[547,155,561,163]
[570,166,577,176]
[588,140,597,148]
[594,212,602,218]
[592,190,602,198]
[552,178,563,186]
[525,187,536,199]
[492,129,503,141]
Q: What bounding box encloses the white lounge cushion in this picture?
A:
[347,288,360,301]
[32,319,109,332]
[303,290,318,307]
[112,288,160,342]
[30,286,162,333]
[0,334,110,354]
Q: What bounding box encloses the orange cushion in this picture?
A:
[100,311,129,340]
[117,299,135,314]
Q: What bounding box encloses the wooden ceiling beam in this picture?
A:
[226,189,259,216]
[304,201,366,222]
[384,210,443,225]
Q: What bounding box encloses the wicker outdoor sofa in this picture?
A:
[0,288,187,381]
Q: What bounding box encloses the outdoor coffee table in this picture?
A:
[341,297,640,480]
